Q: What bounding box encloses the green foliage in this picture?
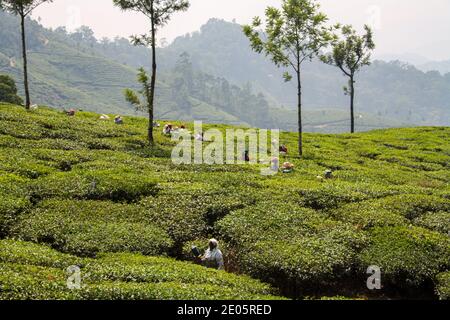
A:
[28,169,158,202]
[435,272,450,300]
[124,67,148,111]
[0,74,23,105]
[0,239,84,268]
[0,0,53,17]
[113,0,190,32]
[321,24,375,78]
[359,226,450,286]
[243,0,336,154]
[0,240,281,300]
[321,24,375,133]
[331,194,450,230]
[218,202,367,286]
[14,200,172,257]
[0,195,30,236]
[139,192,246,248]
[0,263,75,300]
[0,104,449,299]
[414,211,450,235]
[243,0,334,70]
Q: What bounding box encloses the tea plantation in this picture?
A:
[0,103,449,300]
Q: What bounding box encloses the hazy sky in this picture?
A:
[32,0,450,61]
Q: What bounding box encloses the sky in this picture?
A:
[31,0,450,62]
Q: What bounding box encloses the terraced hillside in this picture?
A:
[0,104,449,300]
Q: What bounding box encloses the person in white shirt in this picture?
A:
[201,239,224,270]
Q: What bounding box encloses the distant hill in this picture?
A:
[0,11,140,115]
[418,60,450,75]
[0,11,254,127]
[1,11,445,132]
[159,19,450,127]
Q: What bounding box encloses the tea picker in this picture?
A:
[192,239,224,270]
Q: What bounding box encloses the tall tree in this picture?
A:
[321,25,375,133]
[113,0,190,145]
[0,0,53,109]
[243,0,335,156]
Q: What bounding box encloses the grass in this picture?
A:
[0,103,449,300]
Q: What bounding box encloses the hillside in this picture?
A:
[0,104,449,300]
[0,11,255,127]
[160,19,450,127]
[0,11,427,132]
[419,60,450,75]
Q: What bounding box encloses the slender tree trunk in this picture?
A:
[297,68,303,157]
[20,13,31,109]
[148,13,156,145]
[350,75,355,134]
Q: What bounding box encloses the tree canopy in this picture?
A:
[0,0,52,17]
[0,74,24,105]
[322,25,375,133]
[243,0,336,155]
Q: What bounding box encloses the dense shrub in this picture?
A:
[28,170,158,202]
[332,194,450,230]
[331,200,408,229]
[0,263,75,300]
[139,192,247,252]
[373,194,450,220]
[0,75,23,105]
[359,226,450,286]
[218,202,367,289]
[0,195,30,237]
[0,239,84,268]
[14,200,173,257]
[435,272,450,300]
[297,182,399,210]
[78,281,280,300]
[414,211,450,235]
[0,149,55,178]
[1,104,449,299]
[0,240,281,300]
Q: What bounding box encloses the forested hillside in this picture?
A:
[160,19,450,127]
[0,11,264,127]
[1,12,449,131]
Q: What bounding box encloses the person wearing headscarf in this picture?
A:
[201,239,224,270]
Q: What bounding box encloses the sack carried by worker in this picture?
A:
[191,246,201,258]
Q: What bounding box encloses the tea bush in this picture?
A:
[435,272,450,300]
[0,239,85,268]
[373,194,450,220]
[414,211,450,235]
[331,200,407,229]
[78,281,281,300]
[218,202,367,287]
[0,240,281,300]
[1,104,449,299]
[297,182,400,210]
[0,263,75,300]
[28,170,159,203]
[359,226,450,286]
[14,200,173,257]
[0,195,30,236]
[138,192,248,253]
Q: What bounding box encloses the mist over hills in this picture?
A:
[419,60,450,75]
[1,12,449,132]
[159,19,450,126]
